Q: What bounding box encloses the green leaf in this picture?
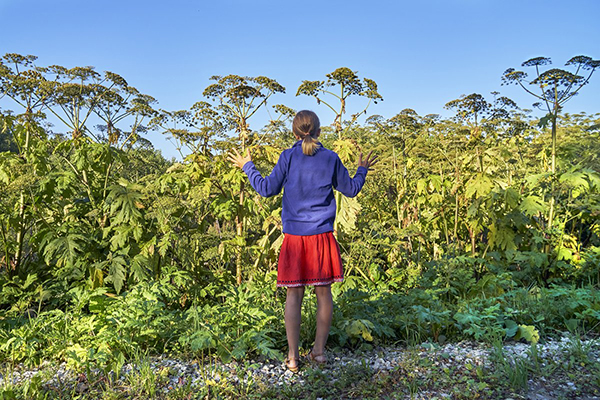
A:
[519,195,546,217]
[538,113,552,128]
[89,291,111,314]
[185,330,216,351]
[332,139,357,164]
[106,180,144,224]
[586,171,600,189]
[43,232,87,268]
[337,195,361,233]
[515,325,539,344]
[131,254,151,282]
[108,225,133,251]
[504,187,520,209]
[488,224,517,251]
[504,320,519,337]
[105,254,127,294]
[428,175,443,192]
[465,174,494,198]
[454,311,482,325]
[524,173,551,188]
[556,247,573,261]
[0,153,24,184]
[344,319,374,341]
[416,179,427,195]
[559,172,589,189]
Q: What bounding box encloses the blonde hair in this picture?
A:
[292,110,321,156]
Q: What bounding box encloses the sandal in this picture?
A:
[285,357,300,373]
[308,350,327,365]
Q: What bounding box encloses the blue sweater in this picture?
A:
[242,140,368,235]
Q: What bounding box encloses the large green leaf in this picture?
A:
[106,179,144,224]
[344,319,374,341]
[504,187,520,209]
[504,320,519,338]
[515,325,539,344]
[43,232,88,268]
[336,194,362,232]
[489,224,517,251]
[104,253,127,294]
[465,174,494,198]
[333,139,357,164]
[519,195,546,217]
[559,172,589,189]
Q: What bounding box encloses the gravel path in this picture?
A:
[2,335,599,399]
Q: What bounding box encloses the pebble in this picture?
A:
[1,334,598,397]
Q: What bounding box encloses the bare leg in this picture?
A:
[312,284,333,360]
[285,286,305,368]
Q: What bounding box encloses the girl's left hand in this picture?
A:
[358,150,379,170]
[227,148,252,169]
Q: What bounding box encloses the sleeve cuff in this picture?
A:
[357,166,368,175]
[242,161,255,174]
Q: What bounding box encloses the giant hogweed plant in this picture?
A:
[297,67,384,236]
[502,55,600,235]
[0,54,159,296]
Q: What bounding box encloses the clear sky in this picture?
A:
[1,0,599,160]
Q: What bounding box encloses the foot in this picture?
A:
[285,357,300,372]
[308,350,327,364]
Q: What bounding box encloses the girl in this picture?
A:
[228,110,377,372]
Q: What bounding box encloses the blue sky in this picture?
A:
[1,0,599,160]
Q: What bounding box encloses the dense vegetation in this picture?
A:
[1,53,599,380]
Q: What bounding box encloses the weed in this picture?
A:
[564,332,598,366]
[490,339,529,393]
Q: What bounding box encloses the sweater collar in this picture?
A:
[292,139,323,147]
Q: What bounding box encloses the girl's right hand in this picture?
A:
[358,151,379,170]
[228,148,252,169]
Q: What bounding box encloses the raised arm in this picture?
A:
[225,147,286,198]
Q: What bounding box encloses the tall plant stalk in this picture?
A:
[502,55,599,239]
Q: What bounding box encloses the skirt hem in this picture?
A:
[277,277,343,288]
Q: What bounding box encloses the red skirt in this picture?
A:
[277,231,344,287]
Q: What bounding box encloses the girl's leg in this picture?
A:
[285,286,305,367]
[312,284,333,359]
